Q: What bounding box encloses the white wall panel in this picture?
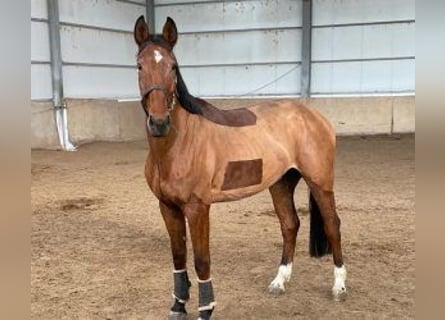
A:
[360,59,415,92]
[313,0,415,26]
[312,22,415,61]
[311,59,415,94]
[31,0,413,99]
[156,0,303,96]
[31,21,50,62]
[59,0,145,31]
[156,0,215,4]
[311,0,415,95]
[121,0,145,4]
[388,59,415,92]
[63,66,139,98]
[31,0,48,19]
[175,29,301,66]
[31,0,50,101]
[156,0,301,33]
[60,26,137,65]
[181,64,300,97]
[31,64,52,100]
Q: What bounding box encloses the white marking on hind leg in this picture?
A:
[332,265,347,301]
[268,263,292,293]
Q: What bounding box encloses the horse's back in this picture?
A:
[246,99,335,150]
[196,98,334,141]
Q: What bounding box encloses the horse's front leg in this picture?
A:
[183,201,216,320]
[159,201,190,320]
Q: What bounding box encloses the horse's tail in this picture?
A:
[309,192,331,257]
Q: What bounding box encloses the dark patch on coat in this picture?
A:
[197,97,257,127]
[221,159,263,190]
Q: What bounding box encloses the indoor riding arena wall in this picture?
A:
[31,96,414,148]
[31,0,415,149]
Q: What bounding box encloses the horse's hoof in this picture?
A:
[169,311,188,320]
[332,286,347,302]
[268,281,285,295]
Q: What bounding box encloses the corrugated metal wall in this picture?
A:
[31,0,51,101]
[155,0,302,97]
[311,0,415,96]
[31,0,145,100]
[31,0,415,101]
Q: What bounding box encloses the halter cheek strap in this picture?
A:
[140,84,176,115]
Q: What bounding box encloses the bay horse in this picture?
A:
[134,16,347,320]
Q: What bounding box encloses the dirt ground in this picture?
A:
[31,134,415,320]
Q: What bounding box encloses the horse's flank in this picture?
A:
[144,98,335,205]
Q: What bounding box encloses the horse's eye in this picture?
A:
[137,63,142,71]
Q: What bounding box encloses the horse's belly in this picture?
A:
[210,162,297,203]
[211,183,271,202]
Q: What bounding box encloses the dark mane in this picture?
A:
[175,67,203,115]
[175,67,257,126]
[138,35,171,54]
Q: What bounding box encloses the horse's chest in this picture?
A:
[145,158,195,203]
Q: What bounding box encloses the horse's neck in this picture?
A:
[147,104,191,159]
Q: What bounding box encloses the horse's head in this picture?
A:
[134,16,178,137]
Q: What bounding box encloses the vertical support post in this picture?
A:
[47,0,76,151]
[47,0,64,110]
[300,0,312,98]
[146,0,156,33]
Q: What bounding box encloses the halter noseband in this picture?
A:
[140,84,176,116]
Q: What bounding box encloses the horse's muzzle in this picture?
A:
[147,115,171,137]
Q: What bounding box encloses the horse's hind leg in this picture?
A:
[159,201,190,320]
[268,169,301,294]
[308,184,347,301]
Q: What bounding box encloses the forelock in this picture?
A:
[138,35,172,55]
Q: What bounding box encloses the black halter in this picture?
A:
[140,84,175,116]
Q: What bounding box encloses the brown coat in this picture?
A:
[145,99,335,205]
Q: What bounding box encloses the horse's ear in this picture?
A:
[162,17,178,48]
[134,15,150,46]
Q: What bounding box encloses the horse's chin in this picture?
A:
[148,128,170,138]
[147,116,171,137]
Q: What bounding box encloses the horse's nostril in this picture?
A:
[147,115,171,137]
[149,115,170,127]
